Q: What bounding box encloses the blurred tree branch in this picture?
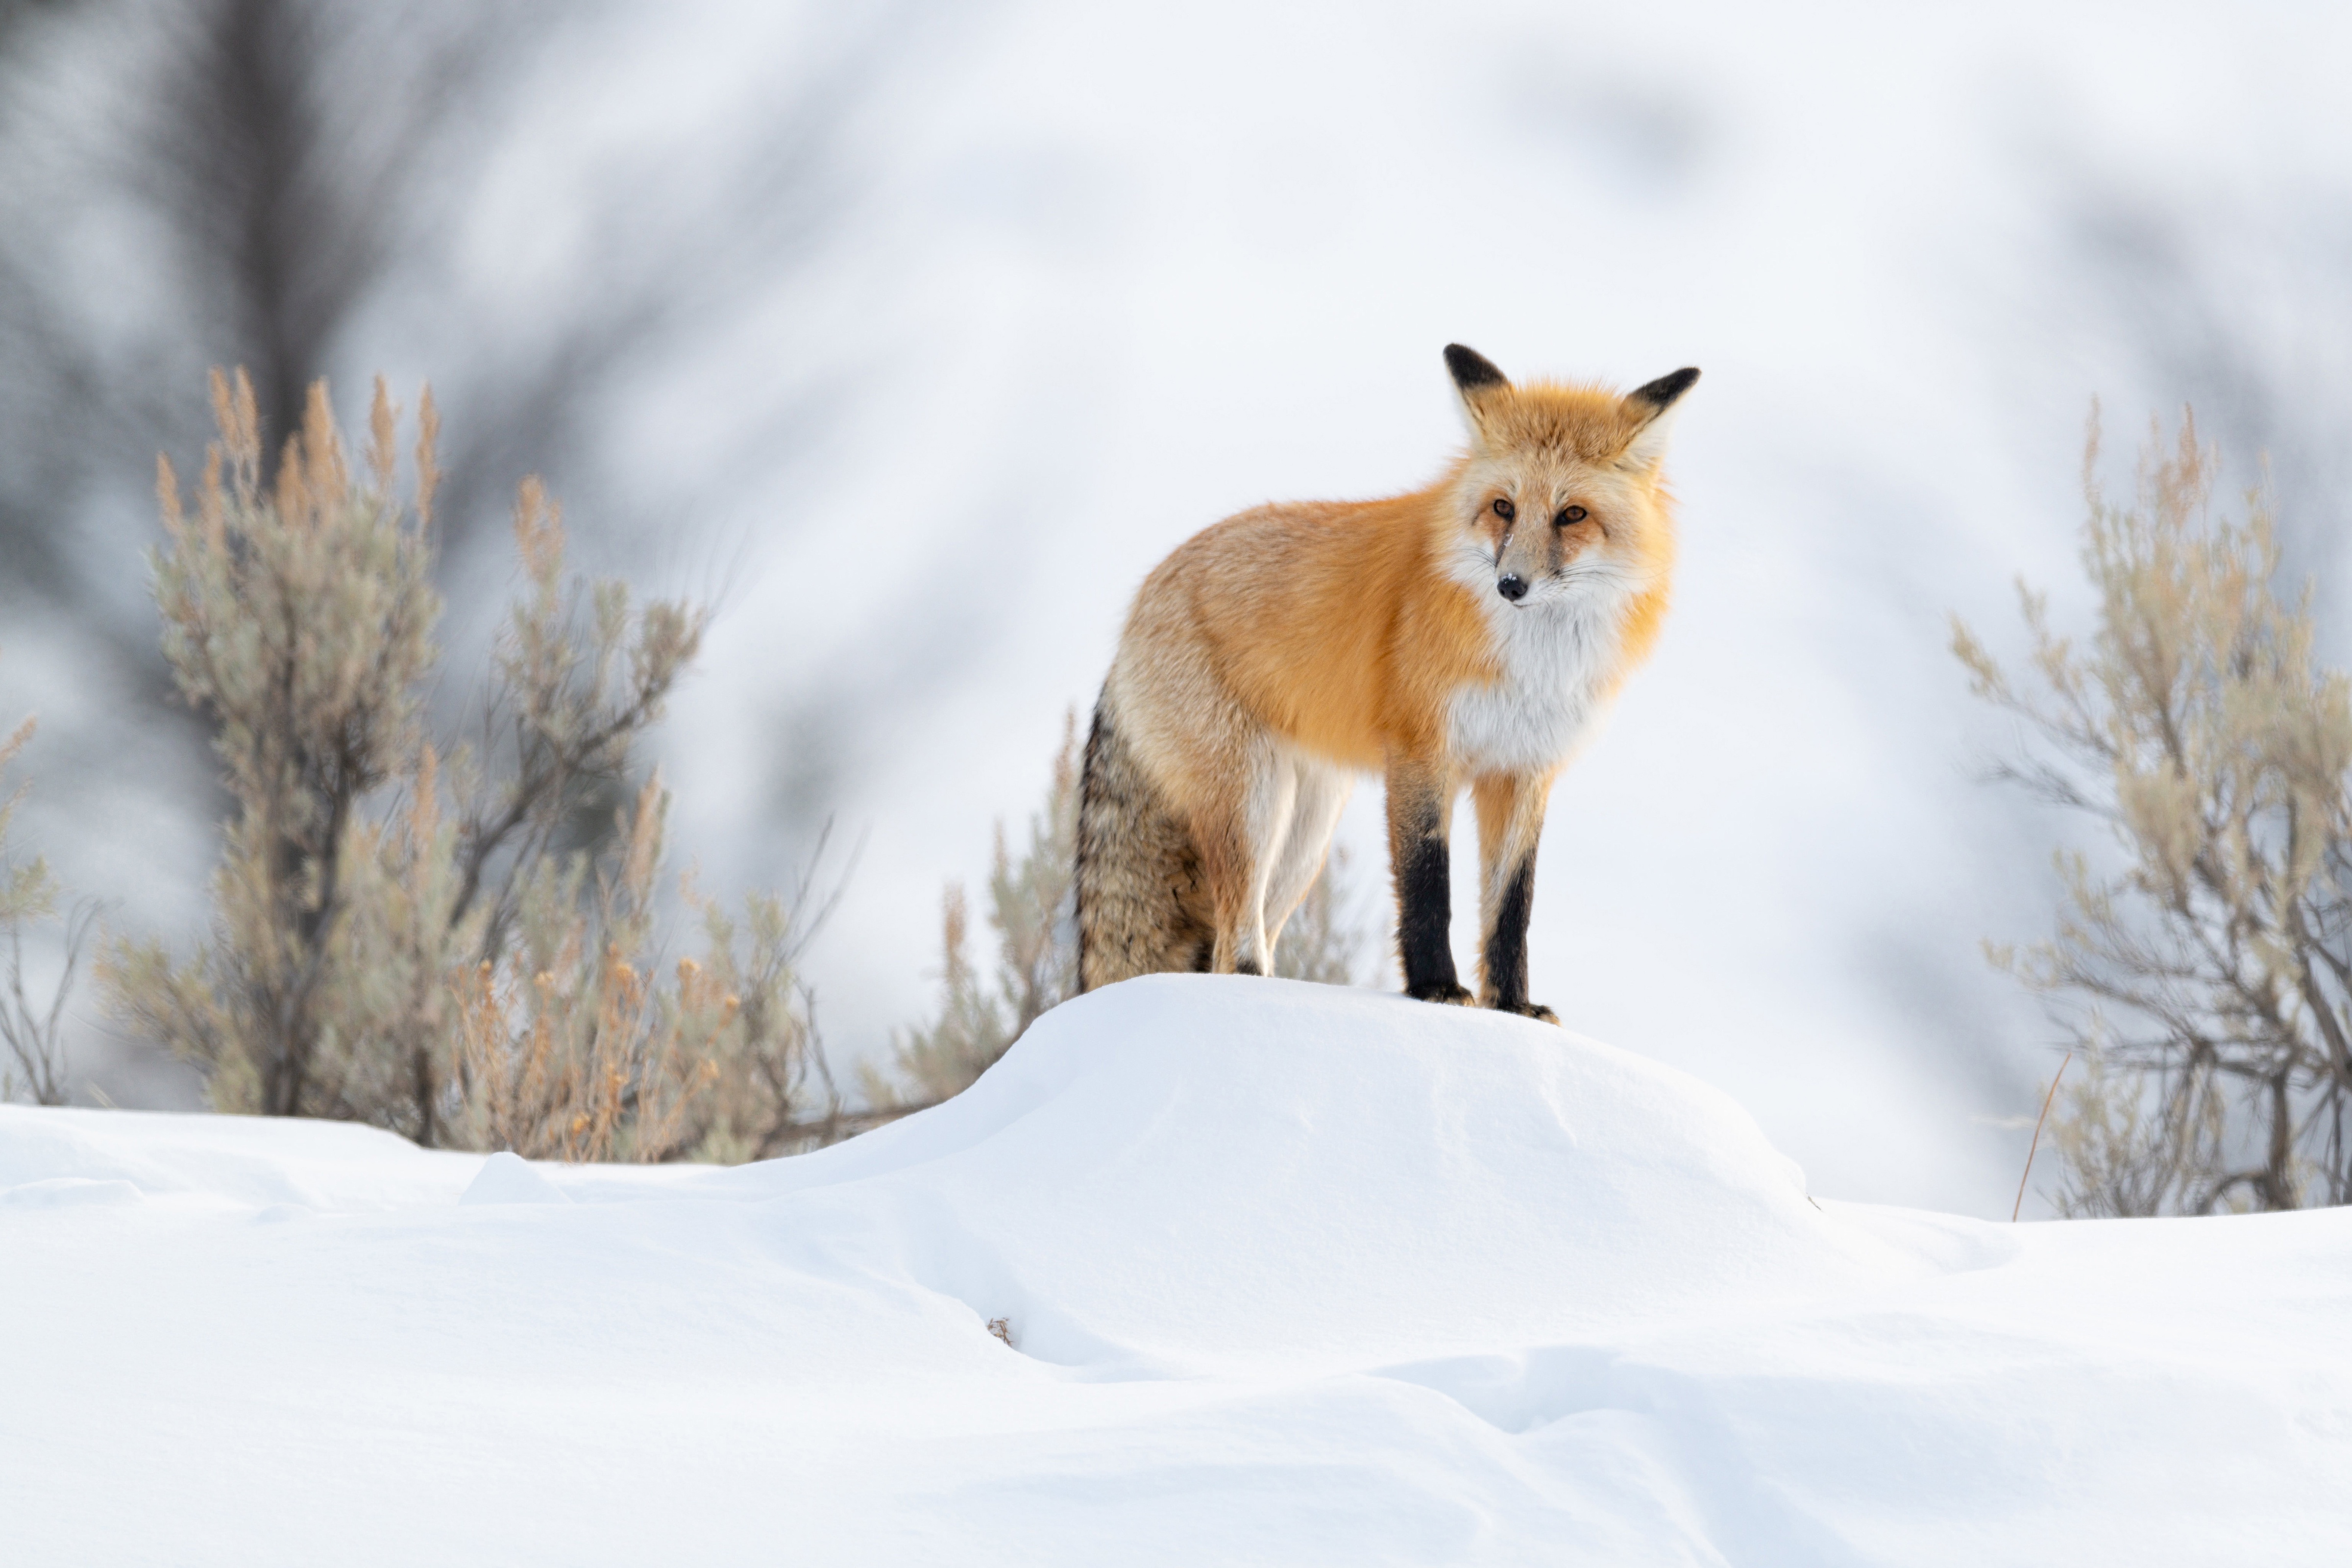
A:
[1,0,916,602]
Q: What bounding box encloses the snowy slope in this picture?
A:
[5,978,2349,1565]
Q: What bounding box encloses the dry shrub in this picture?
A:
[1,703,95,1107]
[449,775,838,1163]
[0,715,47,928]
[451,777,722,1163]
[871,714,1083,1108]
[1956,408,2352,1213]
[102,370,838,1159]
[2041,1043,2228,1218]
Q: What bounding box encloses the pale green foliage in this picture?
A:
[1956,410,2352,1213]
[1,704,93,1107]
[0,715,55,928]
[686,882,839,1160]
[103,370,836,1158]
[872,712,1367,1110]
[102,374,453,1126]
[458,476,708,965]
[451,776,834,1162]
[2042,1043,2228,1219]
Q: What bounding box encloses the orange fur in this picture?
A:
[1076,348,1694,1011]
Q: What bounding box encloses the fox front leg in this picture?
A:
[1385,756,1471,1005]
[1472,771,1559,1024]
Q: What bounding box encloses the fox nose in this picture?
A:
[1496,574,1528,603]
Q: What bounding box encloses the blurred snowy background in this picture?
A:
[4,0,2350,1214]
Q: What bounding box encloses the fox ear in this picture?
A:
[1621,367,1699,469]
[1444,344,1510,437]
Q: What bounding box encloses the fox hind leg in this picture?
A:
[1261,757,1352,966]
[1197,737,1297,976]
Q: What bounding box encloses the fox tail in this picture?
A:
[1074,682,1211,991]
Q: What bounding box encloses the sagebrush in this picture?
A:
[1956,410,2352,1214]
[101,370,840,1159]
[0,700,94,1107]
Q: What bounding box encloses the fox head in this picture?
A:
[1441,344,1694,612]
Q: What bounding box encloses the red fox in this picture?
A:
[1075,344,1695,1020]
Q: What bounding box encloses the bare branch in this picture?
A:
[1966,410,2352,1212]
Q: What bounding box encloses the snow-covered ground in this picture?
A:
[5,977,2345,1564]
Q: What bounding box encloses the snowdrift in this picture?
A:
[5,977,2349,1565]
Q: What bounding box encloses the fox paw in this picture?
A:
[1488,999,1561,1025]
[1407,982,1475,1006]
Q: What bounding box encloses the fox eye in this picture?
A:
[1555,505,1588,526]
[1492,498,1515,521]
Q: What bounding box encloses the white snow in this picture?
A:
[5,977,2348,1564]
[460,1151,576,1207]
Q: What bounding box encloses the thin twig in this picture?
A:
[2013,1051,2075,1222]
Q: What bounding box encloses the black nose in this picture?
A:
[1496,574,1528,602]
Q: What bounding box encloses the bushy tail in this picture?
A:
[1075,685,1211,991]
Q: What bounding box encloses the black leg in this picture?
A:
[1480,854,1552,1020]
[1387,761,1469,1004]
[1472,771,1558,1024]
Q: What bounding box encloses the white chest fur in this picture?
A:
[1446,591,1629,775]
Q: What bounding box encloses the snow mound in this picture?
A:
[698,976,1930,1372]
[460,1151,575,1206]
[4,976,2350,1566]
[0,1102,479,1209]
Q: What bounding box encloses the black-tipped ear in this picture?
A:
[1628,367,1700,414]
[1622,368,1698,468]
[1444,344,1509,395]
